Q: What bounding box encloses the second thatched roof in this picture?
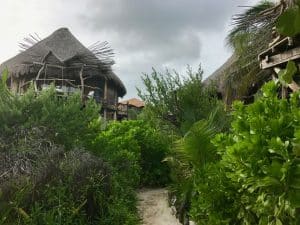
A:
[203,54,237,95]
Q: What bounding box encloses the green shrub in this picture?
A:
[137,66,227,134]
[188,81,300,225]
[0,77,101,150]
[92,120,170,187]
[0,74,141,225]
[0,136,111,225]
[88,120,170,224]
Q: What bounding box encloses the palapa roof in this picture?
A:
[204,53,273,104]
[203,54,237,94]
[0,27,126,96]
[119,98,145,108]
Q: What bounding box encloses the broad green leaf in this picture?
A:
[278,61,298,85]
[293,143,300,156]
[276,5,300,37]
[289,163,300,189]
[276,218,283,225]
[288,188,300,208]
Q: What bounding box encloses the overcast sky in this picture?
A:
[0,0,260,99]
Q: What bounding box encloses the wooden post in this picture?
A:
[103,79,108,120]
[10,76,18,93]
[10,76,13,91]
[281,86,288,98]
[114,93,118,121]
[114,110,117,120]
[34,52,51,92]
[79,65,85,103]
[127,102,129,120]
[35,63,46,92]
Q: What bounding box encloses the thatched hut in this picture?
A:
[0,28,126,119]
[204,53,272,105]
[203,54,237,98]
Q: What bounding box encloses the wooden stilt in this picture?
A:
[79,65,85,103]
[35,63,46,92]
[104,79,108,120]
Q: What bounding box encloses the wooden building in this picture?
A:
[118,98,145,120]
[0,28,126,120]
[259,36,300,92]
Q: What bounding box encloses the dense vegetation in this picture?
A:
[1,1,300,225]
[136,2,300,224]
[137,71,300,225]
[137,66,228,134]
[0,70,169,225]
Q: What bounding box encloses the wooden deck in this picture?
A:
[259,37,300,69]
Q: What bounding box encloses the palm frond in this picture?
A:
[223,1,282,104]
[227,1,277,50]
[88,41,115,65]
[19,33,42,51]
[174,120,217,169]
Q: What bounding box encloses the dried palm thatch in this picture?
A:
[205,1,280,104]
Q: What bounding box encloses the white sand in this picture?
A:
[137,188,182,225]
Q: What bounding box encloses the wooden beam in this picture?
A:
[289,81,300,92]
[260,46,300,69]
[104,79,108,100]
[31,62,100,69]
[34,51,52,92]
[79,65,85,103]
[36,78,75,82]
[103,79,108,120]
[78,84,101,90]
[35,63,46,91]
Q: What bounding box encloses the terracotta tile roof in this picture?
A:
[119,98,145,108]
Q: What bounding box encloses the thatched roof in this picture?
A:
[119,98,145,108]
[204,53,273,104]
[0,28,126,96]
[203,54,237,94]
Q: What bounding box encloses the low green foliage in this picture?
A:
[91,120,170,187]
[0,82,101,150]
[278,60,298,86]
[87,120,171,224]
[180,81,300,225]
[0,76,142,225]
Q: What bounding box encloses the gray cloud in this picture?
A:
[79,0,260,98]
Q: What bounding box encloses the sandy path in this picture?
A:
[137,188,182,225]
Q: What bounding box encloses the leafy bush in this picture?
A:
[0,73,141,225]
[137,66,226,134]
[184,81,300,225]
[0,128,111,225]
[166,118,222,224]
[87,120,171,224]
[0,72,101,150]
[91,120,170,187]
